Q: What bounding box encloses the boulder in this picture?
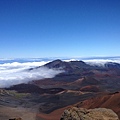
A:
[9,118,22,120]
[61,107,119,120]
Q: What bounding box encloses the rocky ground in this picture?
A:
[0,88,97,120]
[0,105,36,120]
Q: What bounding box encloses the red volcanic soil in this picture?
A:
[93,70,120,78]
[37,92,120,120]
[80,85,100,92]
[31,78,67,88]
[36,106,70,120]
[76,92,120,118]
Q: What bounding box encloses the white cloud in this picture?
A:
[83,59,120,66]
[64,59,79,62]
[0,61,64,88]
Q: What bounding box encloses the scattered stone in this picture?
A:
[0,89,10,95]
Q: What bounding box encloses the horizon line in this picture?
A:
[0,56,120,60]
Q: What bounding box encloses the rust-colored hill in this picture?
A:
[76,92,120,118]
[80,85,100,92]
[36,92,120,120]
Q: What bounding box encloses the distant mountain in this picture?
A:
[28,59,92,74]
[44,59,120,72]
[105,62,120,69]
[28,59,120,84]
[44,59,95,74]
[45,59,91,68]
[29,59,120,72]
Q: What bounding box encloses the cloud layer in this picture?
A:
[83,59,120,66]
[0,61,64,88]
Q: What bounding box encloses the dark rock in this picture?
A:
[9,118,22,120]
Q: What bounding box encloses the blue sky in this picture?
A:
[0,0,120,58]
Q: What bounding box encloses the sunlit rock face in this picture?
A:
[61,107,119,120]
